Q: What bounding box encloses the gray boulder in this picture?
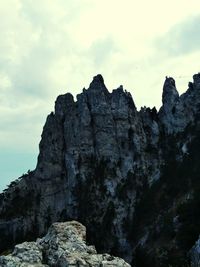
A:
[0,221,130,267]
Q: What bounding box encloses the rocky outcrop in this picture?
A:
[159,74,200,133]
[1,73,200,266]
[0,221,130,267]
[189,237,200,267]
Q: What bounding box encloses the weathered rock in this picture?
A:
[0,241,45,267]
[159,74,200,133]
[0,221,130,267]
[1,73,200,266]
[189,237,200,267]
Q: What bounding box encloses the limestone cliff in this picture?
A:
[1,73,200,266]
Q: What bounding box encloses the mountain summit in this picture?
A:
[1,74,200,266]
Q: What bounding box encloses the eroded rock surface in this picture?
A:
[1,73,200,266]
[0,221,130,267]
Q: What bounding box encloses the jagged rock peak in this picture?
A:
[0,221,130,267]
[164,76,176,87]
[193,73,200,89]
[162,76,179,106]
[92,73,104,83]
[88,74,108,92]
[3,72,200,266]
[55,93,74,118]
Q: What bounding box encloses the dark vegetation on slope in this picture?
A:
[131,122,200,267]
[1,74,200,267]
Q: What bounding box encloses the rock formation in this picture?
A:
[0,221,130,266]
[190,237,200,267]
[1,73,200,266]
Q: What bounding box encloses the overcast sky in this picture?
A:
[1,0,200,191]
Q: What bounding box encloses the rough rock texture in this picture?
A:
[0,221,130,266]
[1,73,200,266]
[159,74,200,133]
[190,237,200,267]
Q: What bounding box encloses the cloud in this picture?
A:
[155,15,200,56]
[88,37,118,67]
[1,0,200,190]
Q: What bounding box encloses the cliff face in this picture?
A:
[1,73,200,266]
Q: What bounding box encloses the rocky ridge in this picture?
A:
[1,73,200,266]
[0,220,130,266]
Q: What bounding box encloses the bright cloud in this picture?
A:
[1,0,200,190]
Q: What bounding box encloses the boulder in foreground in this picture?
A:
[0,221,131,267]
